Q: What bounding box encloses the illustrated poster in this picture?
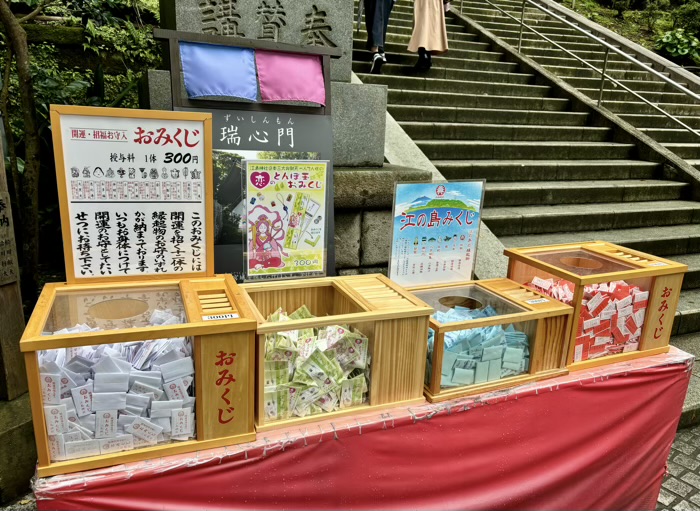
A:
[389,181,484,287]
[245,160,327,280]
[53,108,210,280]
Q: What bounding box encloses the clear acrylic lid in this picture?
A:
[414,284,525,324]
[43,285,187,334]
[529,248,638,276]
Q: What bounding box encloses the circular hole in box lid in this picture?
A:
[559,257,604,270]
[88,298,149,320]
[438,296,483,310]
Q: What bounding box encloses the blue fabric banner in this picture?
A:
[179,42,258,101]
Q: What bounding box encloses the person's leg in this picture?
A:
[365,0,384,52]
[379,0,395,54]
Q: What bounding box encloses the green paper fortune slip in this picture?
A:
[262,305,371,421]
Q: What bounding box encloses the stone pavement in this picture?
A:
[658,423,700,510]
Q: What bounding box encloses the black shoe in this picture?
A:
[370,52,385,74]
[414,48,432,72]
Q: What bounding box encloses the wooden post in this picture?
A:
[0,138,27,400]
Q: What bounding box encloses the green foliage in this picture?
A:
[656,28,700,63]
[643,0,671,31]
[672,1,700,35]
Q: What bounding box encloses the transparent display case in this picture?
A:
[22,276,257,477]
[410,279,573,403]
[505,241,687,370]
[241,274,433,431]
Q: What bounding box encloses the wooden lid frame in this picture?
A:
[504,241,688,285]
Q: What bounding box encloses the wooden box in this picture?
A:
[409,279,572,403]
[240,274,433,431]
[21,275,257,477]
[505,241,687,371]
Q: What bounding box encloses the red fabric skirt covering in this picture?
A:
[35,348,693,511]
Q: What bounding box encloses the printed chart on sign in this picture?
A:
[245,160,328,280]
[390,181,484,288]
[54,111,209,279]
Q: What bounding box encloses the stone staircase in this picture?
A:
[353,0,700,345]
[458,0,700,169]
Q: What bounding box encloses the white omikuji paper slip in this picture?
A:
[163,378,189,402]
[171,409,192,437]
[129,417,164,445]
[44,405,69,435]
[98,435,134,454]
[160,358,194,383]
[94,373,130,393]
[95,410,118,439]
[130,381,164,399]
[40,373,61,405]
[91,392,127,411]
[64,439,100,459]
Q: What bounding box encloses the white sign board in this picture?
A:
[51,106,213,282]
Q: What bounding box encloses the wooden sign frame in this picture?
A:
[50,105,215,284]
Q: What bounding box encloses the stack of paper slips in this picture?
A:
[527,277,647,362]
[38,309,196,462]
[426,306,530,388]
[262,305,370,422]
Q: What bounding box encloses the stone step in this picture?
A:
[639,128,700,144]
[388,105,589,125]
[620,113,700,129]
[387,89,570,110]
[605,100,700,116]
[355,29,482,50]
[566,77,675,94]
[670,253,700,290]
[352,38,495,58]
[478,19,587,37]
[490,27,610,45]
[435,159,659,181]
[499,224,700,257]
[521,45,631,62]
[400,122,611,141]
[663,143,700,159]
[483,200,700,236]
[354,62,533,83]
[360,73,549,96]
[360,24,478,41]
[457,6,553,23]
[582,88,694,104]
[417,140,635,160]
[509,37,619,52]
[517,53,634,70]
[386,17,466,31]
[550,66,664,83]
[675,289,700,335]
[352,49,509,69]
[484,179,686,206]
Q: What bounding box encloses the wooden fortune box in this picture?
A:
[505,241,687,371]
[409,279,573,403]
[21,106,256,477]
[240,274,433,432]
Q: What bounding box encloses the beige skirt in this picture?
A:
[407,0,449,54]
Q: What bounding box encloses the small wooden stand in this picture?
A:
[409,279,572,403]
[505,241,687,371]
[241,274,433,432]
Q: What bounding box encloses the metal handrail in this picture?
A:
[459,0,700,139]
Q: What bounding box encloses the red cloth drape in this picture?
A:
[36,348,692,511]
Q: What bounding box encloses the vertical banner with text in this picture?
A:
[51,106,213,282]
[389,181,485,288]
[245,160,327,280]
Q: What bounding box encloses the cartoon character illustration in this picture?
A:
[71,167,79,178]
[128,168,136,179]
[150,168,159,179]
[248,206,288,270]
[104,167,114,178]
[161,167,169,180]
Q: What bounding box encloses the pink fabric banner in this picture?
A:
[256,50,326,106]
